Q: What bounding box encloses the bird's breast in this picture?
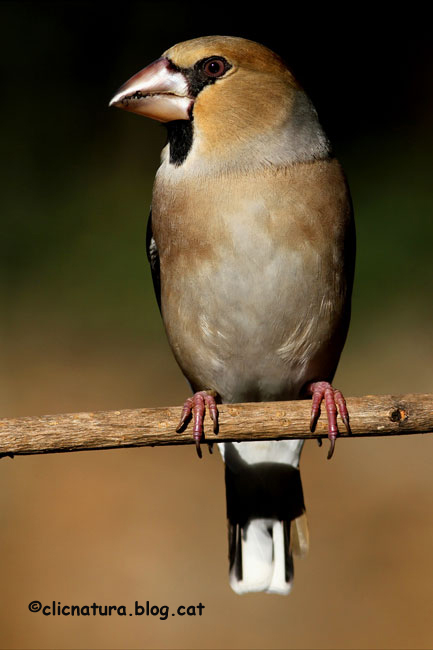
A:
[151,159,353,402]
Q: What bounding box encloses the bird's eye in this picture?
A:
[203,57,227,78]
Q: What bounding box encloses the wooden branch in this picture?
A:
[0,393,432,459]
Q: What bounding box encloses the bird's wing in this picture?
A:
[146,209,161,311]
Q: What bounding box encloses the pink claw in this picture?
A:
[176,391,219,458]
[306,381,351,460]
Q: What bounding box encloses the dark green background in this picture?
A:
[2,3,432,347]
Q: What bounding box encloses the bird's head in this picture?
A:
[110,36,329,172]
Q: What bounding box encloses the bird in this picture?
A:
[110,35,355,595]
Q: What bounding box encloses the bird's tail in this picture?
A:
[221,441,308,595]
[228,512,309,595]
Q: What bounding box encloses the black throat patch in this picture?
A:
[165,120,194,167]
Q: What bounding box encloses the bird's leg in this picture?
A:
[176,390,219,459]
[305,381,351,460]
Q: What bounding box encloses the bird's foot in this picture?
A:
[305,381,351,460]
[176,390,219,459]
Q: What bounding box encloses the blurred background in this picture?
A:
[0,3,432,649]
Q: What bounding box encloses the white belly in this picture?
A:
[162,237,338,403]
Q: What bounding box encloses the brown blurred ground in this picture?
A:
[1,4,433,649]
[0,315,432,650]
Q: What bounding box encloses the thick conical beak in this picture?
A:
[109,57,192,122]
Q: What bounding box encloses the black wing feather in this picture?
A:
[146,209,161,311]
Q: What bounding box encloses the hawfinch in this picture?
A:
[110,36,355,595]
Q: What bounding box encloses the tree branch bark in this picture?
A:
[0,393,432,459]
